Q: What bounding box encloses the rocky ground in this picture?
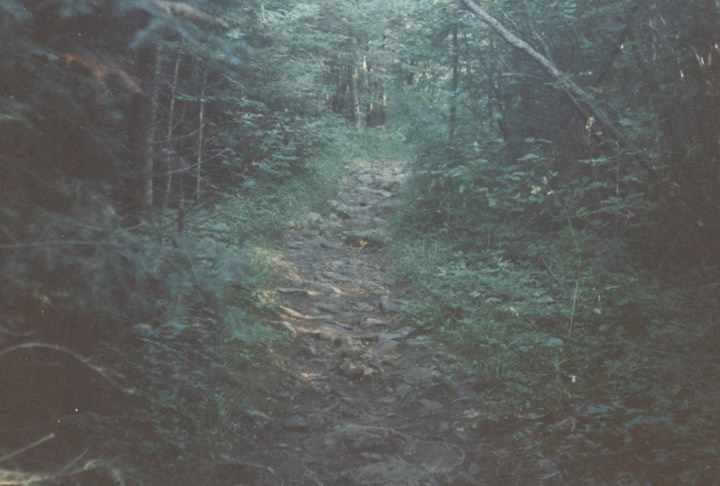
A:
[221,158,554,485]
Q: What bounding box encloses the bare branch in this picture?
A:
[0,447,101,486]
[0,433,55,464]
[0,342,134,395]
[0,325,35,338]
[153,1,229,28]
[0,240,124,250]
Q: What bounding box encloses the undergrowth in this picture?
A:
[0,126,363,484]
[392,223,720,484]
[389,140,720,484]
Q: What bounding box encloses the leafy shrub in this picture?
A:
[0,185,281,480]
[391,121,720,484]
[392,197,720,485]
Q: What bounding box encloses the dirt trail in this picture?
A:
[225,158,546,485]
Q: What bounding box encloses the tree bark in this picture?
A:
[162,40,183,220]
[128,44,162,218]
[458,0,656,175]
[363,55,373,125]
[449,21,459,137]
[380,76,388,125]
[195,70,207,202]
[351,62,363,131]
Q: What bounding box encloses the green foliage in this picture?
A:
[2,0,718,482]
[392,221,720,484]
[0,207,277,484]
[191,121,364,244]
[402,137,558,234]
[0,203,271,337]
[391,2,720,478]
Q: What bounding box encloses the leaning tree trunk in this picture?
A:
[458,0,657,176]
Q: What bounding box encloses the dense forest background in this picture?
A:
[1,0,719,484]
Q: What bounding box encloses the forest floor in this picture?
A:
[213,158,555,485]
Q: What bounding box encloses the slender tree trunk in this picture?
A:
[177,168,185,233]
[592,4,641,85]
[176,103,188,234]
[462,34,483,138]
[378,73,388,126]
[135,45,162,218]
[364,56,376,126]
[449,22,459,137]
[367,75,376,125]
[162,41,183,221]
[351,62,363,131]
[332,67,344,113]
[127,45,162,217]
[478,43,513,153]
[195,70,207,202]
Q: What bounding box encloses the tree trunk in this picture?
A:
[592,4,641,85]
[449,21,459,137]
[351,62,363,131]
[162,41,183,221]
[195,70,207,202]
[366,67,376,126]
[381,79,388,124]
[478,42,514,154]
[130,44,162,218]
